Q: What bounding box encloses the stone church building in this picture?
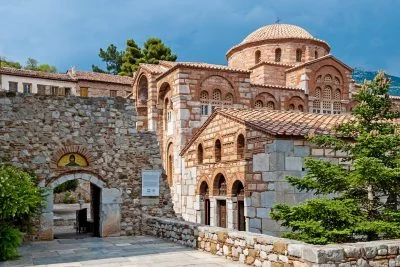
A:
[131,23,357,234]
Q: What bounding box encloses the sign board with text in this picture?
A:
[141,170,161,197]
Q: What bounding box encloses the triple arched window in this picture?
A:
[200,89,234,116]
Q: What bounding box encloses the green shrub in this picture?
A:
[0,165,44,261]
[0,225,22,261]
[63,192,77,204]
[54,179,78,194]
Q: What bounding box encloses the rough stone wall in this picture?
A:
[227,40,329,70]
[0,92,175,239]
[76,80,132,98]
[145,216,400,267]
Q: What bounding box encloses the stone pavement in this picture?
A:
[1,235,246,267]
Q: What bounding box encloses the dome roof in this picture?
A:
[242,24,315,44]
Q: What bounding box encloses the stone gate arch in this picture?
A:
[40,172,122,240]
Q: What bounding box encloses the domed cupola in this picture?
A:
[227,23,330,69]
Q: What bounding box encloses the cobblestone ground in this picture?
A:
[1,236,246,267]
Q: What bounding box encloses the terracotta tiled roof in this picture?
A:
[249,61,295,70]
[227,24,330,59]
[242,24,315,44]
[250,83,303,91]
[285,55,353,72]
[72,71,133,85]
[180,109,352,155]
[0,67,74,81]
[220,109,352,136]
[156,61,250,81]
[140,63,172,74]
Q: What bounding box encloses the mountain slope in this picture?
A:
[352,68,400,96]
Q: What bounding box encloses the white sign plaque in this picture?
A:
[142,170,161,197]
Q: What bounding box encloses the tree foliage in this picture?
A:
[0,165,44,260]
[0,57,22,69]
[24,58,57,73]
[271,71,400,244]
[92,37,177,76]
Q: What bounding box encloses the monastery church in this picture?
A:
[132,23,355,235]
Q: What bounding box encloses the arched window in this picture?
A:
[315,87,321,98]
[315,50,318,59]
[334,89,341,100]
[296,49,302,62]
[324,75,332,82]
[197,144,203,164]
[298,105,304,112]
[225,93,233,104]
[237,134,245,159]
[266,101,275,110]
[138,75,148,105]
[333,102,341,114]
[288,104,295,111]
[255,100,263,108]
[334,77,340,85]
[200,90,208,101]
[215,139,221,162]
[167,143,173,186]
[323,86,332,99]
[164,98,169,131]
[316,75,322,83]
[212,89,221,101]
[255,50,261,64]
[275,48,282,62]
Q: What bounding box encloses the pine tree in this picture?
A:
[139,38,177,65]
[271,71,400,244]
[92,44,123,75]
[119,39,142,76]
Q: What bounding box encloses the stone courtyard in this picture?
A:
[1,236,245,267]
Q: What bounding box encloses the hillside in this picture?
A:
[352,68,400,96]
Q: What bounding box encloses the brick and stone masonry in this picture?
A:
[0,92,175,240]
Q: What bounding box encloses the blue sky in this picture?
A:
[1,0,399,75]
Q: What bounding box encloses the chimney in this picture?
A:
[71,66,76,75]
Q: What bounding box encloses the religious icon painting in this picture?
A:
[58,153,88,167]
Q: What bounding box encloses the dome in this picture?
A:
[241,24,315,44]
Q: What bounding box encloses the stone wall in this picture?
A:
[0,92,175,239]
[144,215,400,267]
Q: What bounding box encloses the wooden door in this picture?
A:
[237,201,245,231]
[218,200,227,228]
[204,199,210,225]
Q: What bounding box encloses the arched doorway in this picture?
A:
[232,180,245,231]
[213,173,227,228]
[40,172,121,240]
[199,181,210,225]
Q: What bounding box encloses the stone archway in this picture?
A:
[39,172,122,240]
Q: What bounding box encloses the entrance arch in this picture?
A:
[40,172,122,240]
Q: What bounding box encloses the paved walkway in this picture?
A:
[1,236,246,267]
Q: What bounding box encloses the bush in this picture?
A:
[62,192,77,204]
[54,179,78,194]
[0,165,44,261]
[0,225,22,261]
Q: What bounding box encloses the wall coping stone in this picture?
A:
[143,215,400,266]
